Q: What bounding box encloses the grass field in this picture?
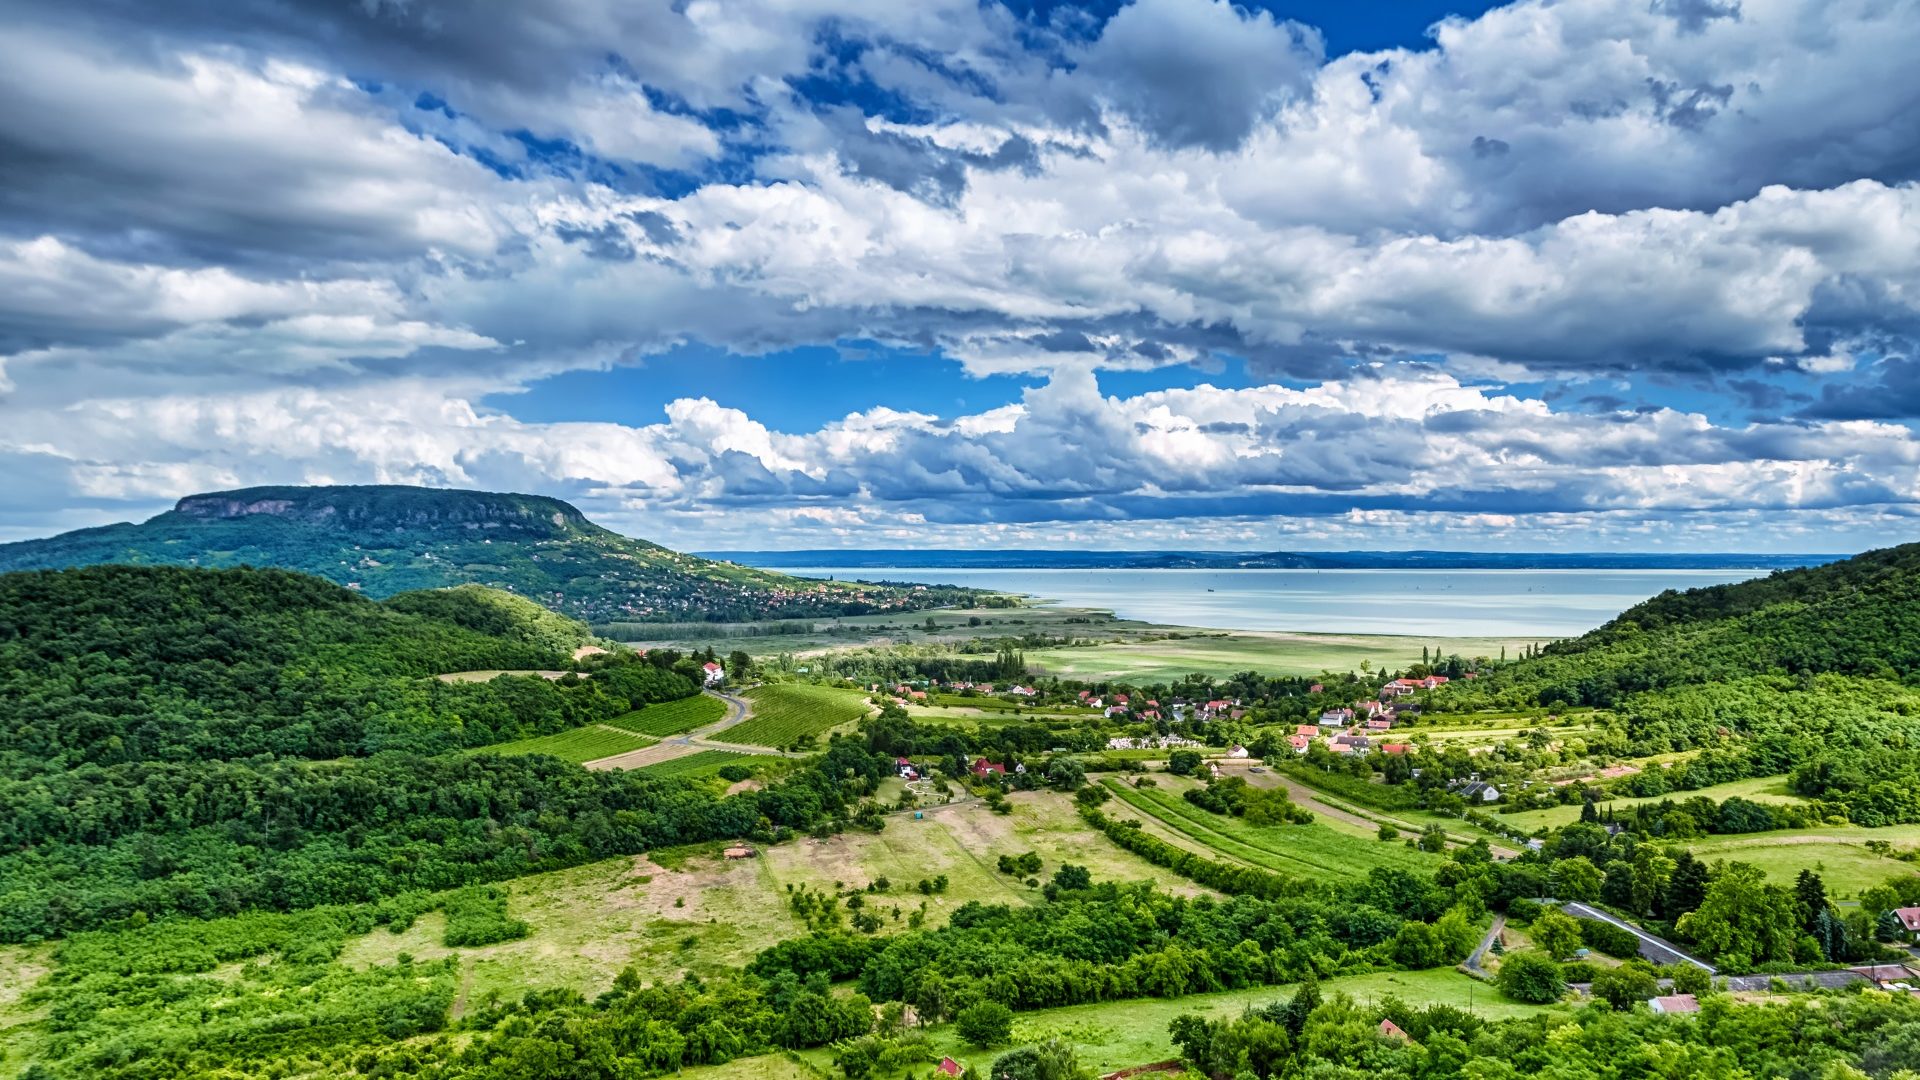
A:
[780,967,1555,1080]
[467,724,654,763]
[1683,825,1920,897]
[1022,632,1528,680]
[729,683,872,746]
[1499,774,1808,832]
[1101,777,1438,880]
[609,694,728,737]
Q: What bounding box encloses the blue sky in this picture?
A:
[1,0,1919,553]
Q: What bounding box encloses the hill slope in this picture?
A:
[0,564,704,776]
[0,485,960,622]
[1449,540,1920,708]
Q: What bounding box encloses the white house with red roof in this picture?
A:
[702,661,725,686]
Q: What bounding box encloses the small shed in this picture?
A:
[723,845,756,860]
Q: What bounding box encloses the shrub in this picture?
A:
[1590,965,1660,1011]
[1577,917,1643,959]
[1496,951,1566,1003]
[956,1001,1015,1048]
[442,886,529,948]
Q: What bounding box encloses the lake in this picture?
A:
[781,567,1769,637]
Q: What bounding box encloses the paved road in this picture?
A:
[1560,901,1716,972]
[586,688,787,770]
[1463,913,1507,977]
[1252,769,1520,859]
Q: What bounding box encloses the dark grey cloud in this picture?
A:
[1800,355,1920,419]
[1651,0,1743,34]
[1070,0,1321,151]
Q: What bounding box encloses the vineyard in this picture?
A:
[468,724,655,764]
[726,683,872,746]
[637,749,774,779]
[1099,778,1436,881]
[608,694,727,737]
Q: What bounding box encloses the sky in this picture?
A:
[3,0,1920,553]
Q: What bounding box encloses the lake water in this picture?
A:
[782,567,1769,637]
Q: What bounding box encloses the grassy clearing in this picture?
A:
[434,669,573,683]
[1500,774,1808,832]
[1022,632,1526,680]
[779,968,1555,1080]
[730,683,871,746]
[609,694,728,737]
[467,724,654,763]
[1682,825,1920,897]
[1101,778,1437,880]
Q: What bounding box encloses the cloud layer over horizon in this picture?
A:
[3,0,1919,552]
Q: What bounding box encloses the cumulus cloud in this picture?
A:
[3,0,1920,549]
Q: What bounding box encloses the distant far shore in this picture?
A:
[698,548,1842,572]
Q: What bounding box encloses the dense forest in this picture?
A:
[0,485,979,623]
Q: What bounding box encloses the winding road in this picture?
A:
[583,688,814,770]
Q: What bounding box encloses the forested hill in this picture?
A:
[0,484,965,623]
[0,564,695,777]
[1449,541,1920,709]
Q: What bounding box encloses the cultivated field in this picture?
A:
[638,749,773,779]
[1100,776,1439,880]
[1022,632,1527,680]
[608,694,728,737]
[467,724,654,763]
[1682,825,1920,896]
[727,683,872,746]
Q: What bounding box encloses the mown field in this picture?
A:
[608,693,728,737]
[1682,825,1920,897]
[1100,777,1439,880]
[728,683,871,746]
[1022,632,1527,680]
[1499,774,1809,832]
[466,724,654,763]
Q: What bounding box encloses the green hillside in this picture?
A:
[0,484,970,623]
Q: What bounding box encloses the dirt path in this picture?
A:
[449,958,474,1020]
[1463,913,1507,977]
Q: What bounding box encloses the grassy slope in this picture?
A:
[1499,774,1808,832]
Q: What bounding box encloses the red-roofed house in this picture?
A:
[702,661,725,686]
[1378,1019,1410,1041]
[1648,994,1700,1015]
[1382,743,1410,755]
[1893,907,1920,941]
[1308,683,1324,693]
[971,758,1007,779]
[938,1058,963,1078]
[1287,734,1311,753]
[1295,724,1319,737]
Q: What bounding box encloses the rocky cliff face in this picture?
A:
[170,486,588,534]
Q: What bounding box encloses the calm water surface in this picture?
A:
[786,567,1768,637]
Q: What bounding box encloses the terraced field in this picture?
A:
[608,694,728,737]
[467,725,654,763]
[728,684,871,746]
[1101,778,1438,880]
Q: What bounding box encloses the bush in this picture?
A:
[1168,750,1204,776]
[1377,824,1399,841]
[717,763,755,782]
[1530,910,1584,960]
[1590,965,1660,1011]
[1668,963,1712,996]
[442,885,529,948]
[1506,897,1543,922]
[956,1001,1015,1048]
[1558,961,1601,985]
[1496,951,1567,1003]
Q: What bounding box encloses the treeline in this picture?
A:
[0,742,895,941]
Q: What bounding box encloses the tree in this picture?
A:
[1665,851,1711,917]
[1668,963,1711,997]
[992,1038,1092,1080]
[1549,856,1603,902]
[1168,750,1204,776]
[1794,870,1829,934]
[956,1002,1014,1049]
[1495,951,1565,1004]
[727,650,753,682]
[1530,910,1584,960]
[1676,862,1803,967]
[1590,965,1659,1011]
[1051,864,1093,892]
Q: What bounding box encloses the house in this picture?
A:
[702,661,725,686]
[1381,743,1410,755]
[1450,779,1501,803]
[1226,745,1250,759]
[1319,707,1353,726]
[1365,718,1393,731]
[1893,907,1920,941]
[896,757,919,779]
[1378,1018,1411,1042]
[971,758,1007,779]
[1287,734,1311,753]
[1295,724,1319,737]
[1334,734,1371,750]
[1647,994,1700,1015]
[938,1059,963,1078]
[1308,683,1324,693]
